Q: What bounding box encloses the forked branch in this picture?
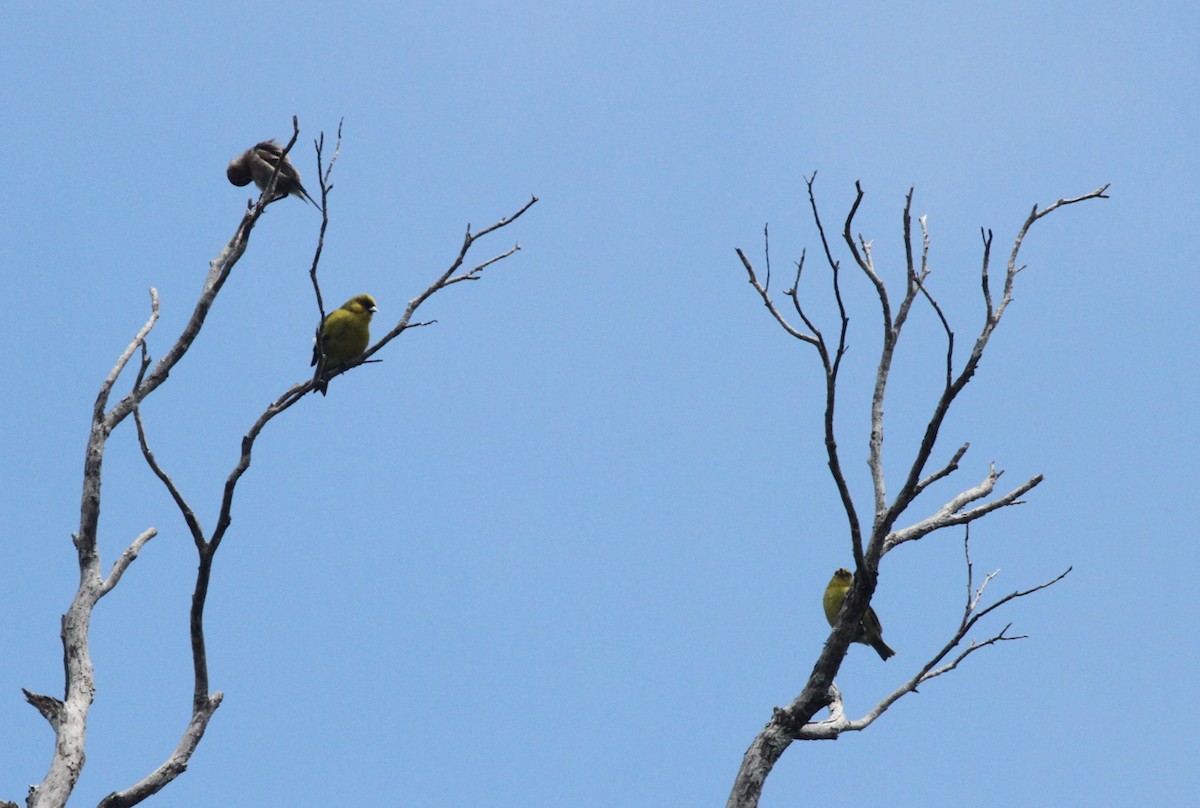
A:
[726,182,1106,808]
[105,191,537,808]
[20,112,536,808]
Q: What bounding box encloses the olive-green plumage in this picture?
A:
[823,567,895,661]
[311,294,378,395]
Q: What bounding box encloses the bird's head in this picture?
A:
[226,155,253,187]
[833,568,853,583]
[347,294,379,318]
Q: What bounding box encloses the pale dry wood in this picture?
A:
[19,115,536,808]
[727,182,1108,808]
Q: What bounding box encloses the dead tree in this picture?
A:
[727,177,1108,808]
[17,117,537,808]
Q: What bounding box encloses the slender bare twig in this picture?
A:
[366,195,539,361]
[737,248,812,343]
[909,215,956,390]
[308,118,344,370]
[132,344,205,551]
[843,181,890,336]
[915,441,969,494]
[98,529,158,597]
[134,406,204,547]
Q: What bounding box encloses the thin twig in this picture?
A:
[915,442,969,493]
[308,119,344,369]
[364,195,539,363]
[99,529,158,596]
[737,247,814,343]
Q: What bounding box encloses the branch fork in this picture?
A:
[726,180,1107,808]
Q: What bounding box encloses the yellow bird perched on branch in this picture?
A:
[823,567,895,660]
[312,295,378,395]
[226,140,319,206]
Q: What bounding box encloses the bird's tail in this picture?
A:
[297,183,320,209]
[872,638,896,661]
[312,361,328,396]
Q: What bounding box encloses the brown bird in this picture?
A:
[226,140,318,206]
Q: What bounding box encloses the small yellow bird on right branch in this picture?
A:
[823,567,895,660]
[311,294,378,395]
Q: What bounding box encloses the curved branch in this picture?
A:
[134,406,204,550]
[96,692,224,808]
[842,182,889,333]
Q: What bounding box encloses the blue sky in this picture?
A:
[2,2,1196,805]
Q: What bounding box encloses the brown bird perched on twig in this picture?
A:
[226,140,318,206]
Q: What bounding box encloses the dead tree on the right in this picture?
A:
[727,178,1109,808]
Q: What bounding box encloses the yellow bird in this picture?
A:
[311,294,378,395]
[823,567,895,660]
[227,140,319,206]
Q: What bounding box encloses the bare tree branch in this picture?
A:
[737,247,813,343]
[445,242,525,285]
[843,182,891,336]
[106,189,537,806]
[910,215,956,391]
[24,282,165,808]
[132,340,205,552]
[726,183,1107,808]
[883,465,1044,553]
[308,118,343,371]
[362,195,539,362]
[915,441,969,494]
[878,184,1111,550]
[21,690,63,728]
[134,406,204,547]
[25,113,303,806]
[96,693,224,808]
[21,118,536,808]
[98,529,158,596]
